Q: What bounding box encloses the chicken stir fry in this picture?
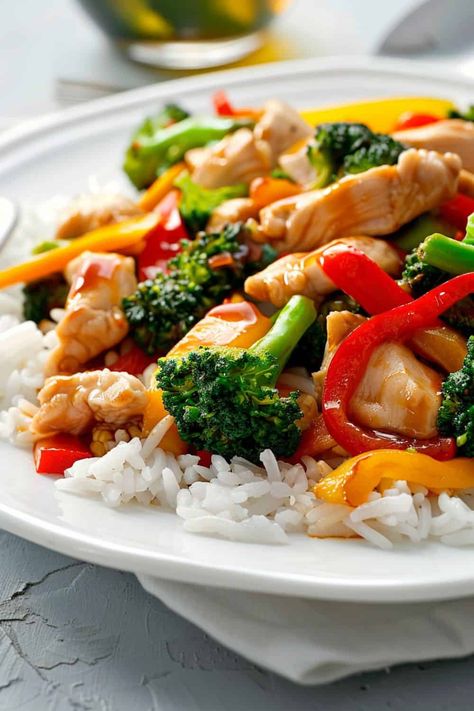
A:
[245,236,401,307]
[257,149,461,252]
[31,369,147,436]
[45,252,136,376]
[3,91,474,512]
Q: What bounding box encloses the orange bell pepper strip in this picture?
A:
[137,162,186,212]
[314,449,474,508]
[143,301,272,446]
[249,177,302,208]
[0,213,159,290]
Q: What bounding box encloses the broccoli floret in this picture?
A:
[448,105,474,122]
[124,111,252,190]
[123,104,189,189]
[437,336,474,455]
[156,295,316,461]
[174,173,248,233]
[343,134,405,175]
[22,275,68,324]
[123,223,266,354]
[401,248,474,334]
[288,292,360,372]
[307,122,405,187]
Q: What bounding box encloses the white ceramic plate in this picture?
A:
[1,57,473,603]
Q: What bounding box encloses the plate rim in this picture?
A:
[2,55,474,603]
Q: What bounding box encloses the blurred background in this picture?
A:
[1,0,473,123]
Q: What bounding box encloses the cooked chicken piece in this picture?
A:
[278,143,315,185]
[350,342,442,439]
[410,325,467,374]
[257,149,461,252]
[184,146,210,172]
[31,369,147,436]
[245,236,401,308]
[207,197,260,232]
[192,128,272,189]
[45,252,137,376]
[459,169,474,198]
[393,119,474,172]
[254,100,313,162]
[56,193,143,240]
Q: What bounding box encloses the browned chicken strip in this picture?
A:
[207,198,260,232]
[56,193,143,240]
[31,369,147,436]
[393,119,474,172]
[350,342,442,439]
[45,252,137,376]
[245,236,401,307]
[191,128,272,189]
[257,149,461,252]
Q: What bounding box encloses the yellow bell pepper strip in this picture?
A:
[314,449,474,507]
[137,162,186,212]
[142,300,272,444]
[300,97,454,134]
[0,213,159,290]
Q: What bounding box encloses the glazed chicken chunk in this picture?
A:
[350,342,442,439]
[191,128,272,189]
[245,236,401,308]
[190,100,312,190]
[257,149,461,252]
[45,252,137,376]
[56,193,143,240]
[31,369,147,436]
[393,119,474,172]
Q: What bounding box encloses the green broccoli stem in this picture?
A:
[250,295,316,378]
[136,116,253,157]
[421,233,474,275]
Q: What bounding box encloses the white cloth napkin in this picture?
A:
[137,574,474,684]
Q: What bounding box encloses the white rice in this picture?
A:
[3,197,474,549]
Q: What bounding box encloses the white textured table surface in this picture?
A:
[3,1,474,708]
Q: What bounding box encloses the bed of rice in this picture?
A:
[2,194,474,550]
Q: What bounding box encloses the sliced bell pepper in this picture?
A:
[289,414,336,462]
[109,346,157,376]
[393,112,441,131]
[321,273,474,461]
[299,97,453,134]
[137,162,185,212]
[137,189,189,281]
[142,390,188,454]
[314,449,474,507]
[34,434,92,475]
[318,241,467,373]
[212,90,261,120]
[0,213,159,290]
[249,176,302,207]
[438,194,474,232]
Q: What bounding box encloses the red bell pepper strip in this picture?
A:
[438,194,474,232]
[138,189,189,281]
[322,273,474,461]
[319,243,410,315]
[109,346,157,376]
[212,90,259,119]
[394,112,440,131]
[34,434,92,475]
